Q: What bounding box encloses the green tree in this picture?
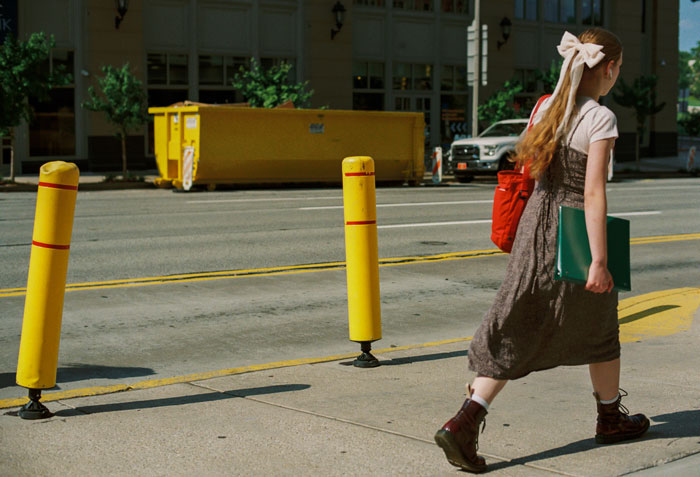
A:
[612,74,666,167]
[477,80,525,130]
[679,50,693,91]
[689,41,700,98]
[231,58,314,108]
[679,111,700,137]
[0,32,71,181]
[537,59,563,94]
[82,63,149,177]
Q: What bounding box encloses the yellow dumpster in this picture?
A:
[148,105,425,190]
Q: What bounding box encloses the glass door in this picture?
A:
[395,95,432,166]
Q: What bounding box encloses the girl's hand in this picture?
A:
[586,262,614,293]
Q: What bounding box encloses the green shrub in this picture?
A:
[678,111,700,137]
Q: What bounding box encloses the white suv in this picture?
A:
[450,119,527,183]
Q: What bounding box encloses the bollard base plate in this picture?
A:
[18,399,53,420]
[353,351,380,368]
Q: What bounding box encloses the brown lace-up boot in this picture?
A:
[594,389,650,444]
[434,387,488,473]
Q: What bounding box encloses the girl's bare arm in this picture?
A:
[584,138,614,293]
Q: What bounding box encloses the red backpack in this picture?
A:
[490,95,550,253]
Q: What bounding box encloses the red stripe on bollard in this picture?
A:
[32,241,70,250]
[38,182,78,191]
[346,220,377,225]
[344,172,375,177]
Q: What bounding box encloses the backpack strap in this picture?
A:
[528,94,551,131]
[522,94,551,181]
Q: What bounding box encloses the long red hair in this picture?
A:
[515,28,622,179]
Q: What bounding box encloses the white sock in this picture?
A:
[471,393,490,411]
[599,394,620,405]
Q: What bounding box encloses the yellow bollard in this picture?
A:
[16,161,79,419]
[342,156,381,368]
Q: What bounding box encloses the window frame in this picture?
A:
[514,0,538,21]
[28,49,76,158]
[147,52,190,87]
[543,0,576,24]
[352,60,386,111]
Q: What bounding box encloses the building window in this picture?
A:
[414,64,432,90]
[514,0,537,20]
[393,63,433,91]
[440,64,468,146]
[393,0,433,11]
[440,94,468,145]
[393,63,412,90]
[440,65,467,91]
[29,50,75,156]
[198,55,248,104]
[513,69,539,118]
[199,55,224,85]
[582,0,603,25]
[544,0,575,24]
[147,53,189,106]
[513,69,538,93]
[354,61,385,89]
[353,61,385,111]
[354,0,384,5]
[147,53,190,154]
[147,53,189,86]
[441,0,467,13]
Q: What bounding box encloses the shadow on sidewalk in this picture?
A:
[338,349,468,367]
[486,409,700,472]
[381,349,468,366]
[649,409,700,439]
[53,383,311,417]
[0,364,156,390]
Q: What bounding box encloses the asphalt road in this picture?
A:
[1,178,700,400]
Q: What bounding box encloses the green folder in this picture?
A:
[555,205,631,291]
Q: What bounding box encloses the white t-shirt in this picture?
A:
[530,96,618,155]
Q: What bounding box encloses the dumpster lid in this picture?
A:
[168,100,251,108]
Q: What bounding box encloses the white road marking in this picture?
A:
[609,185,700,192]
[376,211,661,229]
[378,219,493,229]
[609,211,662,217]
[187,196,341,204]
[300,200,494,210]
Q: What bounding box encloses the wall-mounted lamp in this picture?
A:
[496,16,512,50]
[115,0,129,29]
[330,1,346,40]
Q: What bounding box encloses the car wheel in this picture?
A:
[456,175,474,183]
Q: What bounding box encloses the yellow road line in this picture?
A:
[2,286,699,409]
[0,337,472,409]
[0,250,503,297]
[630,232,700,245]
[2,232,699,297]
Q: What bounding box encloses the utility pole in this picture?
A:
[472,0,481,138]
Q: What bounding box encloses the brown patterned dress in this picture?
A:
[468,114,620,380]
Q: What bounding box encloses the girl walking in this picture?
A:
[435,28,649,473]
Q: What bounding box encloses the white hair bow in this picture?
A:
[543,31,606,140]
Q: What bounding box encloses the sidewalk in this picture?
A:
[0,171,160,192]
[612,154,696,177]
[2,303,699,476]
[2,154,698,193]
